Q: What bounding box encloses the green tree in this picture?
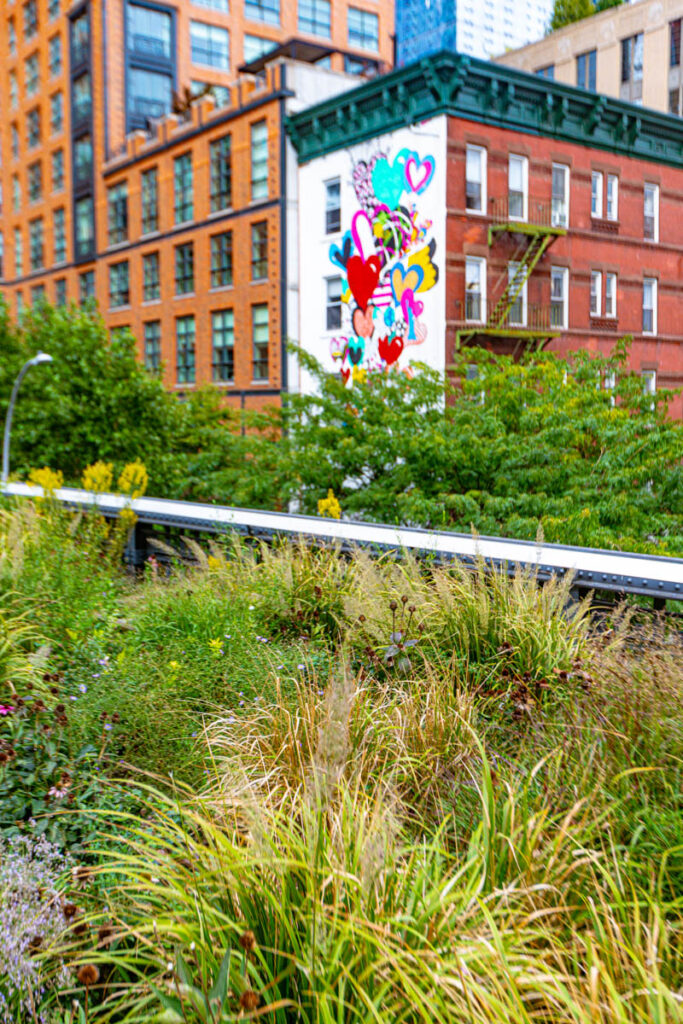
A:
[549,0,597,32]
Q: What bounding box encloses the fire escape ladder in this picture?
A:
[487,233,552,330]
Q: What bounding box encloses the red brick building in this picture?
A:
[289,52,683,418]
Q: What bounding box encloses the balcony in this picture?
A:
[455,299,563,337]
[488,197,568,242]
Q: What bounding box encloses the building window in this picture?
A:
[144,321,162,373]
[75,197,95,259]
[606,174,618,221]
[49,34,63,76]
[51,92,64,134]
[190,21,230,69]
[245,0,279,25]
[325,178,341,233]
[621,33,643,102]
[591,170,603,219]
[143,252,160,301]
[71,9,90,65]
[211,231,233,288]
[141,168,159,234]
[192,80,231,106]
[326,276,342,330]
[11,125,20,162]
[644,183,659,241]
[590,270,601,316]
[49,0,60,20]
[12,175,21,212]
[52,149,65,191]
[55,278,67,306]
[251,222,268,280]
[109,261,130,308]
[252,304,269,380]
[108,182,128,246]
[508,154,527,220]
[576,49,596,91]
[74,135,93,183]
[605,273,617,318]
[210,135,232,212]
[175,243,194,294]
[244,34,277,61]
[14,228,23,277]
[176,316,196,384]
[550,266,568,328]
[8,18,17,54]
[669,88,680,115]
[671,19,682,66]
[551,163,569,228]
[16,292,24,317]
[73,73,92,123]
[25,53,40,96]
[642,369,656,397]
[27,108,41,150]
[174,153,193,224]
[29,218,44,272]
[465,257,486,322]
[127,3,172,60]
[79,269,95,304]
[299,0,331,37]
[466,145,486,214]
[535,64,554,80]
[508,262,527,326]
[250,121,268,200]
[192,0,228,8]
[128,68,173,122]
[31,284,46,306]
[28,161,43,204]
[53,207,66,263]
[23,0,38,39]
[642,278,657,334]
[212,309,234,382]
[348,7,379,51]
[10,73,18,110]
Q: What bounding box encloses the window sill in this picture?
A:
[589,315,618,329]
[591,217,619,233]
[140,230,160,241]
[141,298,161,306]
[109,304,131,312]
[107,240,130,252]
[208,207,233,219]
[174,292,195,299]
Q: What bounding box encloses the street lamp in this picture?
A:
[1,352,54,486]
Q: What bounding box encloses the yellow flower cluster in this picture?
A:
[118,460,149,500]
[82,461,113,494]
[118,506,138,531]
[28,466,63,497]
[317,489,341,520]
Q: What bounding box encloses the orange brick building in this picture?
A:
[0,0,394,406]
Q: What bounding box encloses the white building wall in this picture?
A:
[294,116,447,396]
[456,0,554,60]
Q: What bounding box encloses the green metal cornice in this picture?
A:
[286,51,683,169]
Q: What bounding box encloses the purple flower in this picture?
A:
[104,723,113,731]
[298,664,305,671]
[78,684,87,694]
[0,705,14,716]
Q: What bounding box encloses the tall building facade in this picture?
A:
[0,0,393,406]
[288,52,683,418]
[395,0,553,64]
[497,0,683,116]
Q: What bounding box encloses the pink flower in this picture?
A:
[0,705,14,716]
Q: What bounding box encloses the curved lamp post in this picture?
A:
[1,352,54,486]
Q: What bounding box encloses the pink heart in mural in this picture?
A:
[404,320,428,348]
[405,155,435,195]
[347,254,381,312]
[352,305,374,339]
[378,334,404,366]
[401,289,424,323]
[351,209,376,262]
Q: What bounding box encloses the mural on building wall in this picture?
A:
[328,147,439,384]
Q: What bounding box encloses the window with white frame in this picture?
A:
[642,278,657,334]
[465,145,486,213]
[642,369,656,395]
[605,272,617,318]
[606,174,618,221]
[465,256,486,322]
[551,163,569,228]
[508,154,527,220]
[325,178,341,233]
[590,270,601,316]
[550,266,568,328]
[508,262,527,325]
[644,183,659,241]
[326,276,342,330]
[591,170,603,218]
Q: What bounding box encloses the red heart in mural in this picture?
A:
[347,254,381,312]
[378,334,404,366]
[352,305,374,339]
[340,366,351,386]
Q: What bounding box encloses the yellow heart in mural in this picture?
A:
[390,264,424,303]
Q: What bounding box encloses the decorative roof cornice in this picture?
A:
[286,51,683,169]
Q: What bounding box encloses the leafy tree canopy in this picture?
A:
[549,0,621,32]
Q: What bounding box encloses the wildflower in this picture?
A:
[239,930,257,953]
[209,638,223,656]
[62,903,78,920]
[240,991,261,1011]
[117,460,148,500]
[82,461,113,494]
[76,964,100,987]
[28,466,64,497]
[317,489,341,519]
[104,723,113,731]
[0,705,14,716]
[169,661,180,671]
[248,605,255,610]
[97,923,114,947]
[298,663,305,671]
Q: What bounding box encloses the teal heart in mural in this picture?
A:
[371,157,405,210]
[347,337,365,365]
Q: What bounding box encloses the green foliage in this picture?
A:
[550,0,606,31]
